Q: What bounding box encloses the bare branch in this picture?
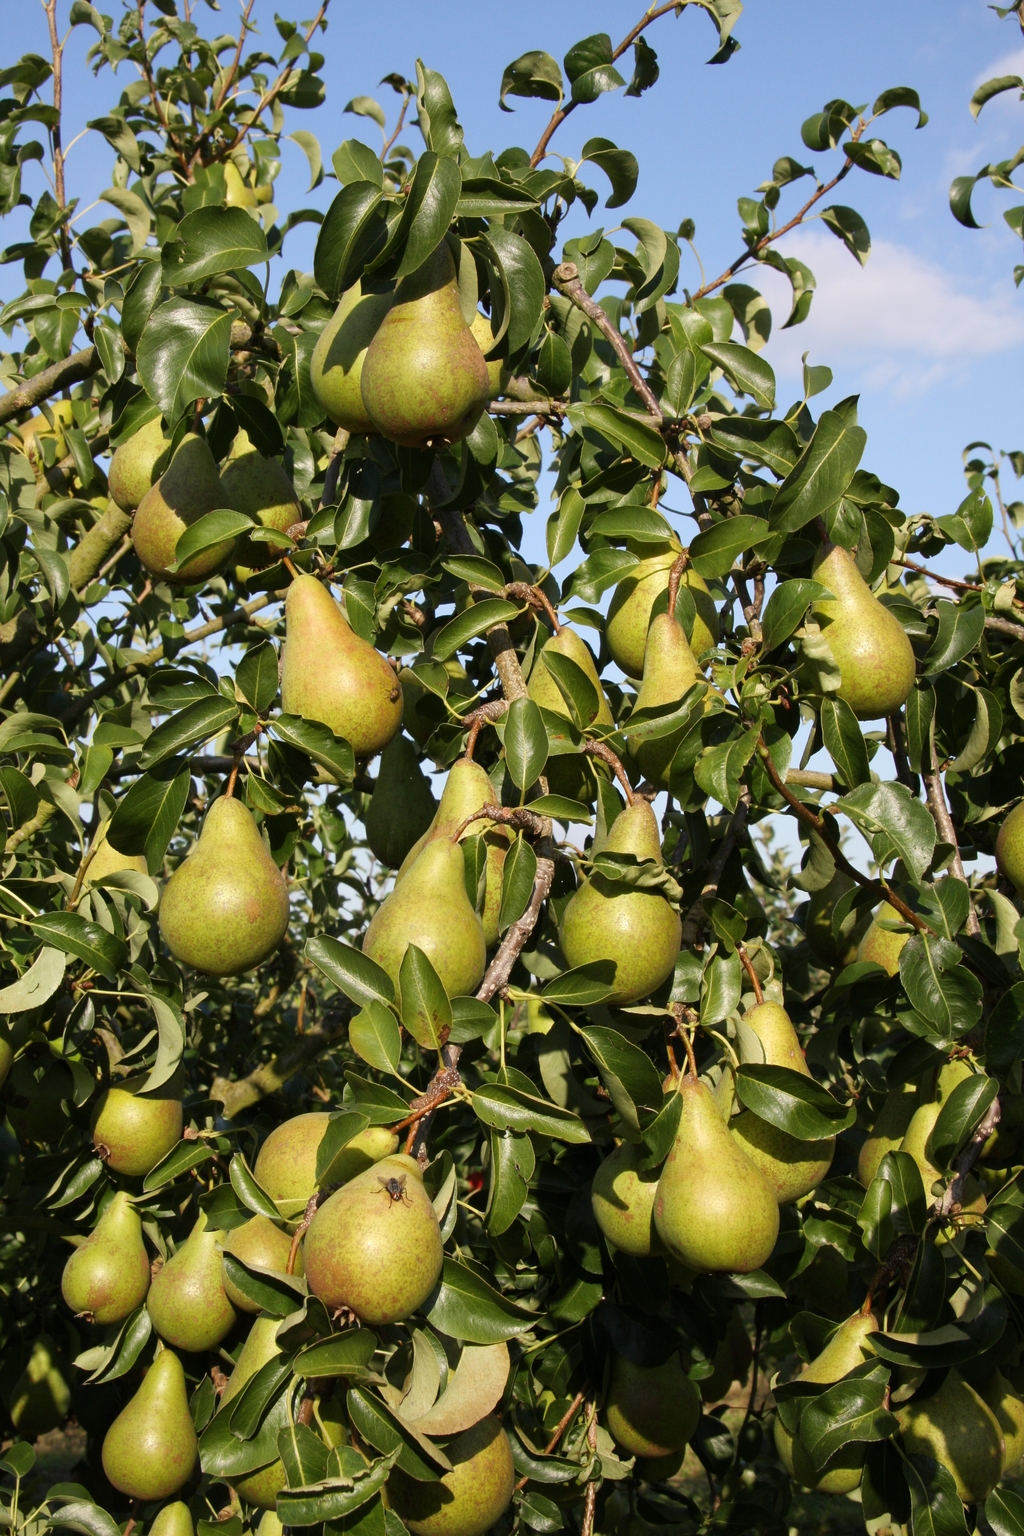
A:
[0,347,100,426]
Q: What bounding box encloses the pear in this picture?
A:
[5,1053,74,1142]
[220,435,300,575]
[896,1369,1003,1504]
[8,1336,71,1439]
[108,414,170,512]
[527,624,614,802]
[559,799,681,1006]
[653,1075,779,1273]
[606,550,719,680]
[221,1215,297,1313]
[470,313,510,396]
[254,1113,399,1219]
[310,282,394,433]
[979,1369,1024,1473]
[304,1153,443,1325]
[396,757,508,946]
[364,733,437,868]
[219,1314,282,1407]
[627,610,707,789]
[363,837,487,998]
[61,1191,151,1324]
[996,801,1024,894]
[0,1031,12,1091]
[147,1212,237,1352]
[233,1460,288,1512]
[360,242,489,449]
[102,1349,198,1501]
[856,902,910,976]
[774,1309,877,1493]
[743,999,810,1074]
[604,1352,701,1458]
[898,1096,986,1219]
[281,574,403,757]
[149,1503,194,1536]
[591,1140,663,1257]
[804,871,869,968]
[387,1413,514,1536]
[810,543,916,719]
[857,1083,918,1187]
[731,1114,834,1205]
[91,1073,183,1176]
[84,817,148,886]
[132,433,235,584]
[159,796,290,976]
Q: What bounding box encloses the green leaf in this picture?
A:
[424,1256,537,1343]
[167,510,253,574]
[236,640,279,715]
[345,1387,449,1477]
[566,402,666,470]
[314,182,387,300]
[820,205,871,265]
[294,1330,377,1378]
[221,1253,306,1318]
[898,935,983,1044]
[564,33,625,104]
[305,936,396,1008]
[709,416,800,477]
[799,1372,897,1475]
[47,1503,122,1536]
[920,599,985,676]
[969,74,1023,120]
[734,1064,855,1139]
[271,715,355,783]
[928,1073,997,1168]
[482,227,546,353]
[701,343,776,410]
[503,696,549,791]
[537,650,599,729]
[689,516,770,579]
[440,556,506,592]
[0,946,65,1012]
[904,1457,970,1536]
[499,51,563,111]
[580,1024,664,1131]
[499,834,537,931]
[137,299,233,419]
[760,579,830,652]
[820,697,871,787]
[105,759,191,871]
[770,410,867,532]
[399,944,452,1050]
[163,207,269,286]
[581,138,639,210]
[139,697,240,770]
[229,1153,281,1219]
[100,187,151,254]
[430,600,522,662]
[349,1000,402,1075]
[987,1487,1024,1536]
[31,913,127,981]
[394,154,462,279]
[527,794,592,824]
[473,1085,590,1143]
[834,781,936,882]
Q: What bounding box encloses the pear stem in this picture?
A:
[581,740,635,804]
[66,839,101,911]
[282,556,299,580]
[667,551,690,617]
[677,1021,699,1079]
[737,946,764,1005]
[286,1193,320,1275]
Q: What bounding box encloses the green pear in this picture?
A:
[528,624,614,802]
[310,282,394,433]
[396,757,508,946]
[774,1309,877,1493]
[857,1083,918,1187]
[148,1502,194,1536]
[360,242,489,449]
[653,1075,779,1273]
[254,1113,399,1219]
[387,1413,514,1536]
[8,1336,71,1439]
[559,799,681,1005]
[856,902,910,976]
[281,574,403,757]
[896,1369,1004,1504]
[804,871,869,968]
[159,796,290,976]
[979,1369,1024,1473]
[233,1460,288,1511]
[605,1352,701,1458]
[591,1140,663,1257]
[0,1032,12,1092]
[304,1153,443,1325]
[470,312,510,396]
[220,435,300,575]
[364,733,437,868]
[5,1052,74,1142]
[61,1191,151,1324]
[627,610,707,789]
[996,801,1024,894]
[221,1215,297,1313]
[898,1095,986,1220]
[102,1349,198,1501]
[147,1212,237,1352]
[91,1073,183,1176]
[84,817,149,886]
[363,836,487,997]
[107,414,170,513]
[215,1315,288,1510]
[606,550,719,680]
[731,1113,834,1205]
[810,543,916,719]
[743,1000,811,1075]
[132,433,235,584]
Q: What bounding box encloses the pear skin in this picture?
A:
[996,801,1024,894]
[281,574,403,757]
[220,1314,282,1407]
[774,1309,877,1493]
[8,1336,71,1439]
[898,1096,987,1222]
[101,1349,198,1501]
[84,818,148,887]
[744,1000,810,1074]
[360,242,489,449]
[396,757,509,945]
[605,1353,701,1458]
[147,1213,237,1352]
[896,1369,1004,1504]
[61,1191,150,1324]
[805,870,869,968]
[857,1083,918,1187]
[149,1503,194,1536]
[810,543,916,719]
[311,282,394,433]
[628,610,707,789]
[653,1076,779,1273]
[221,1214,297,1313]
[528,625,614,802]
[364,732,437,868]
[731,1113,834,1204]
[108,414,169,513]
[387,1413,514,1536]
[159,797,290,976]
[856,902,910,976]
[304,1154,443,1325]
[132,433,235,584]
[363,836,487,997]
[591,1140,663,1257]
[254,1113,399,1219]
[220,439,300,575]
[559,799,681,1005]
[470,312,510,396]
[606,550,719,680]
[91,1074,183,1177]
[979,1369,1024,1473]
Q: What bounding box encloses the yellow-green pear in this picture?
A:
[364,732,437,868]
[731,1114,834,1205]
[896,1369,1003,1504]
[899,1096,986,1219]
[220,435,300,575]
[654,1075,779,1273]
[108,414,170,512]
[805,871,869,968]
[215,1317,289,1511]
[61,1191,150,1324]
[149,1502,194,1536]
[396,757,508,946]
[470,312,510,396]
[281,574,403,757]
[856,902,911,976]
[606,550,719,680]
[221,1215,297,1313]
[304,1154,443,1325]
[363,836,487,997]
[979,1369,1024,1473]
[527,624,614,802]
[627,611,707,789]
[8,1336,71,1439]
[774,1309,877,1493]
[857,1083,918,1187]
[559,799,681,1005]
[810,543,916,719]
[147,1212,237,1352]
[591,1140,663,1257]
[132,433,235,584]
[254,1113,399,1219]
[0,1032,12,1092]
[996,801,1024,894]
[91,1073,183,1177]
[310,282,394,433]
[388,1413,514,1536]
[84,817,148,886]
[605,1352,701,1458]
[159,796,290,976]
[743,1000,811,1075]
[360,242,489,449]
[102,1349,197,1500]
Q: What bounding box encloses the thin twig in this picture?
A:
[582,740,635,804]
[551,263,663,420]
[737,945,764,1005]
[514,1390,586,1492]
[923,716,980,935]
[894,557,982,593]
[935,1096,1000,1219]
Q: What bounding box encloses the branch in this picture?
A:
[895,557,982,593]
[431,491,529,701]
[934,1095,1000,1219]
[582,739,636,804]
[986,614,1024,642]
[0,347,100,426]
[487,399,566,416]
[680,787,749,947]
[923,716,980,935]
[551,263,663,420]
[68,506,132,591]
[785,768,835,791]
[43,0,72,273]
[211,1013,349,1119]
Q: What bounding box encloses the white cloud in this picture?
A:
[756,230,1024,398]
[973,48,1024,89]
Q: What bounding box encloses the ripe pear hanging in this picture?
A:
[147,1211,237,1352]
[310,281,394,433]
[363,836,487,997]
[856,901,911,975]
[896,1368,1004,1504]
[215,1315,288,1509]
[220,431,301,576]
[101,1348,198,1501]
[527,623,614,802]
[254,1112,398,1218]
[132,433,235,584]
[591,1140,663,1257]
[604,1352,701,1459]
[360,242,489,449]
[108,414,170,513]
[61,1191,150,1324]
[83,817,148,887]
[559,799,681,1005]
[628,609,707,790]
[774,1309,878,1492]
[396,756,509,946]
[221,1214,297,1312]
[996,801,1024,893]
[387,1413,515,1536]
[729,999,834,1203]
[857,1082,918,1187]
[159,796,290,975]
[606,547,719,680]
[281,574,403,757]
[91,1072,183,1176]
[810,542,916,719]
